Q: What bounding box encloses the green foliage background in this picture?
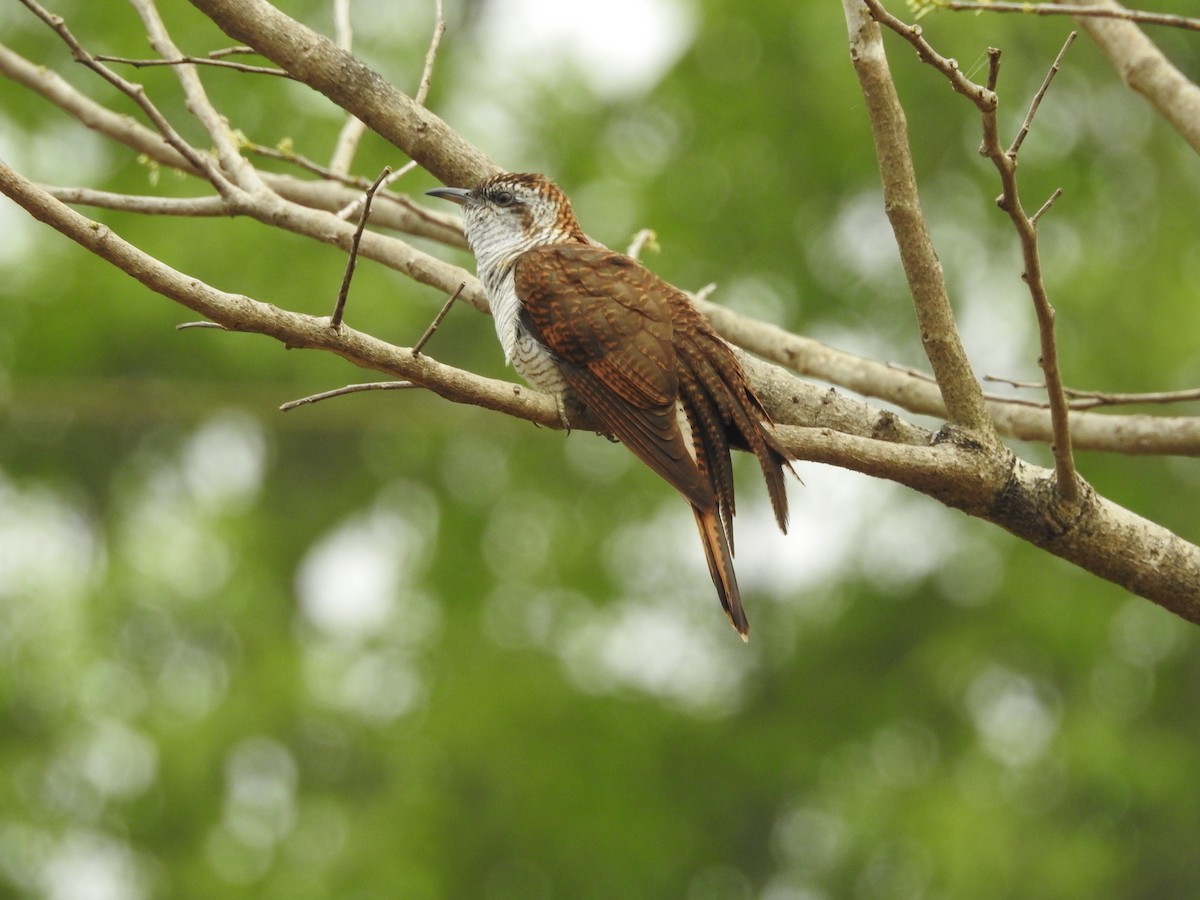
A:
[2,1,1199,897]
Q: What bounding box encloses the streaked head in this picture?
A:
[427,173,587,265]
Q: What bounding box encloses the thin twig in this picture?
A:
[328,0,366,174]
[176,321,228,331]
[1003,33,1080,508]
[17,0,228,190]
[987,34,1080,502]
[331,166,392,329]
[244,141,429,222]
[329,118,369,176]
[985,46,1001,93]
[413,282,465,356]
[280,381,417,411]
[2,41,466,247]
[328,0,444,175]
[865,0,997,111]
[1010,32,1077,157]
[94,54,290,77]
[1031,187,1064,226]
[333,0,354,51]
[415,0,446,106]
[1059,0,1200,155]
[126,0,262,191]
[983,376,1200,410]
[916,1,1200,33]
[244,139,365,187]
[207,46,258,59]
[336,161,418,219]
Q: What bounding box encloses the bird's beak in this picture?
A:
[426,186,471,205]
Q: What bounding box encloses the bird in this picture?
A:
[428,173,791,639]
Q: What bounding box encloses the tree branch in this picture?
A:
[0,39,468,248]
[327,0,367,175]
[923,1,1200,34]
[843,0,996,436]
[186,0,500,188]
[7,157,1200,623]
[1057,0,1200,154]
[129,0,264,191]
[860,6,1085,501]
[15,0,226,188]
[7,1,1200,630]
[699,301,1200,456]
[415,0,446,106]
[0,159,550,426]
[93,54,290,77]
[779,422,1200,620]
[11,22,1195,458]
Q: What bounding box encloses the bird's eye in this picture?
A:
[493,189,516,207]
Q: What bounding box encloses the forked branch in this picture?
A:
[6,0,1200,625]
[866,0,1082,503]
[843,0,996,437]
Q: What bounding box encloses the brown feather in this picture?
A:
[693,507,748,639]
[515,245,713,509]
[508,221,791,636]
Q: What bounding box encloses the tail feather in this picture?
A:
[693,506,748,640]
[675,328,792,537]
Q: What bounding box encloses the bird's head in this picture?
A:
[427,173,587,267]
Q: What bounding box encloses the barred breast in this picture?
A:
[487,267,569,396]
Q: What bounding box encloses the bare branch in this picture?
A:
[415,0,446,106]
[329,118,369,177]
[1,42,468,248]
[0,159,550,426]
[188,0,500,187]
[920,1,1200,33]
[330,167,392,329]
[844,0,996,436]
[333,0,354,51]
[336,161,419,220]
[700,300,1200,456]
[266,174,466,245]
[40,186,230,216]
[867,0,998,109]
[1030,187,1065,225]
[94,54,290,77]
[16,0,225,186]
[985,376,1200,410]
[867,4,1081,502]
[328,0,367,175]
[208,45,259,59]
[986,35,1080,503]
[244,139,370,187]
[7,156,1200,623]
[413,283,465,356]
[775,422,1200,624]
[127,0,262,191]
[1009,33,1077,157]
[15,11,1192,460]
[280,381,417,411]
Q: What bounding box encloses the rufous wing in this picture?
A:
[513,244,714,512]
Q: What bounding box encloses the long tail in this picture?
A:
[693,506,748,640]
